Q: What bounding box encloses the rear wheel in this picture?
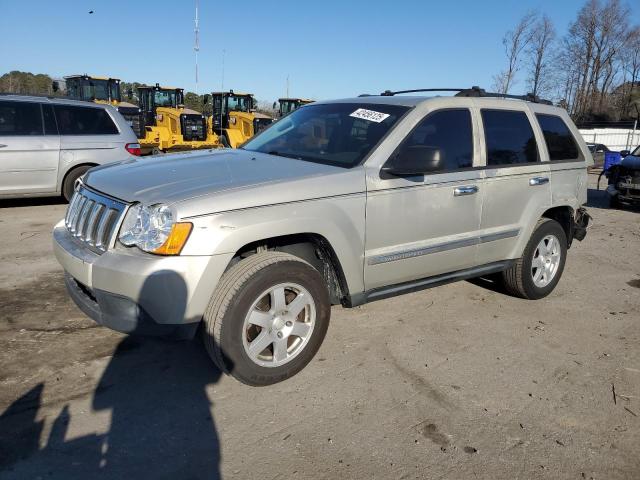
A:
[502,218,567,300]
[202,252,331,386]
[62,165,92,202]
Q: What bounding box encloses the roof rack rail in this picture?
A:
[379,86,553,105]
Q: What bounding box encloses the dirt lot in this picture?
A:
[0,174,638,480]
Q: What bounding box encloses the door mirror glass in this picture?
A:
[382,146,443,176]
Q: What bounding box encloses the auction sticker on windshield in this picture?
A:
[350,108,390,123]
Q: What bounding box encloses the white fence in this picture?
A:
[579,127,639,151]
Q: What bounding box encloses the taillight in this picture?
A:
[125,143,141,156]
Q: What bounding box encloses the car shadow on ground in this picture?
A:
[0,338,224,480]
[0,272,227,480]
[0,196,67,209]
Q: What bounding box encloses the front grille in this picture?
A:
[64,185,127,253]
[181,114,207,141]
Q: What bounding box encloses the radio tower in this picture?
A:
[194,0,200,95]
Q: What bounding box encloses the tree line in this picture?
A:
[0,72,218,114]
[493,0,640,124]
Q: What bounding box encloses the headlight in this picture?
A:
[119,203,192,255]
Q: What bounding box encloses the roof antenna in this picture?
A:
[194,0,200,96]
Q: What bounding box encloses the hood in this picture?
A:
[620,155,640,170]
[83,149,365,217]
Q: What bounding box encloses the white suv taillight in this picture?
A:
[125,143,141,156]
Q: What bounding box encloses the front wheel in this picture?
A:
[202,252,330,386]
[501,218,567,300]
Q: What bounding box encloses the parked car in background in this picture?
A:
[0,95,140,201]
[586,142,611,168]
[53,89,591,385]
[605,144,640,208]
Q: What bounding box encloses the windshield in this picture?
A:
[83,80,110,101]
[154,90,179,107]
[228,95,252,112]
[243,103,409,168]
[109,81,120,102]
[280,100,297,115]
[67,78,115,102]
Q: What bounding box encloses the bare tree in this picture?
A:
[561,0,634,120]
[620,27,640,118]
[492,11,537,94]
[526,14,556,97]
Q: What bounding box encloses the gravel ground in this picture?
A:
[0,174,638,480]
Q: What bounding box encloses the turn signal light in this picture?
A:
[125,143,142,156]
[152,222,193,255]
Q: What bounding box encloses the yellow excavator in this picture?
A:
[137,84,221,155]
[208,90,261,148]
[276,97,314,117]
[62,74,144,138]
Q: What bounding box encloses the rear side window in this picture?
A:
[54,105,118,135]
[400,109,473,170]
[482,110,539,166]
[0,101,43,136]
[535,114,580,161]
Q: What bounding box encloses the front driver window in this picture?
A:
[398,109,474,171]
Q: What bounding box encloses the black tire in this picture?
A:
[62,165,92,202]
[608,194,622,209]
[501,218,567,300]
[202,252,331,386]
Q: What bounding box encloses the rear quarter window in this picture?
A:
[0,101,43,136]
[481,109,539,166]
[54,105,119,135]
[535,114,580,161]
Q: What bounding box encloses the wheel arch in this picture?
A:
[60,162,98,193]
[228,233,351,306]
[541,205,574,247]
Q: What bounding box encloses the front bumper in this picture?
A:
[53,221,233,337]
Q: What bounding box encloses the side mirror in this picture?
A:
[620,150,630,157]
[52,81,59,93]
[203,94,210,105]
[272,101,277,109]
[381,146,443,176]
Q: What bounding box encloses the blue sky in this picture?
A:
[1,0,638,102]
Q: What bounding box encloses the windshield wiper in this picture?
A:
[266,151,303,160]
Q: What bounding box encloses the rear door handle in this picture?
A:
[0,144,7,148]
[453,185,478,196]
[529,176,549,186]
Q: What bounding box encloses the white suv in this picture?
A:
[0,95,140,200]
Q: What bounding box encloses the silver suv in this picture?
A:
[0,95,140,200]
[53,88,591,385]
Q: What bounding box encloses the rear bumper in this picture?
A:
[572,207,591,242]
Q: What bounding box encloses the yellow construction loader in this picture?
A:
[208,90,261,148]
[63,74,144,138]
[276,97,314,117]
[137,84,221,154]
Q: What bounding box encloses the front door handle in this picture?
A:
[529,176,549,186]
[0,144,7,148]
[453,185,478,196]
